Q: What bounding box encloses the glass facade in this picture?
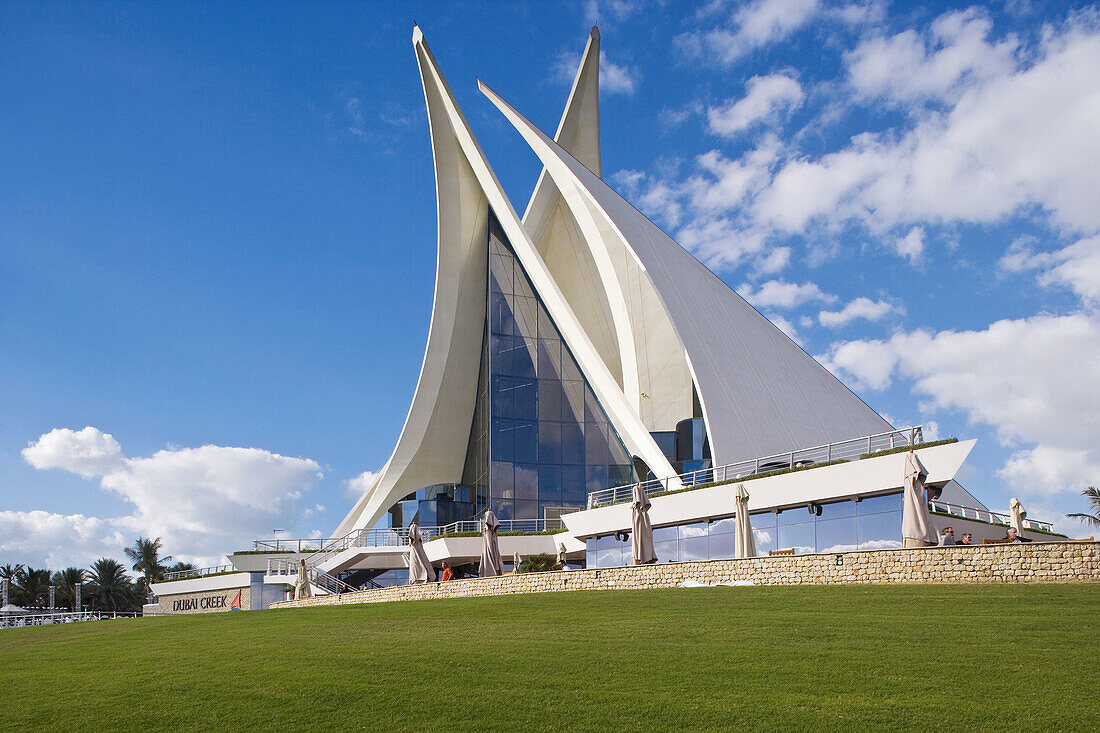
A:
[462,211,635,521]
[585,492,904,567]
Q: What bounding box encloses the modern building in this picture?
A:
[153,26,1059,603]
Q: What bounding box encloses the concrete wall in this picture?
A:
[273,541,1099,610]
[145,585,249,615]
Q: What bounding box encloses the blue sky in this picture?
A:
[2,0,1098,568]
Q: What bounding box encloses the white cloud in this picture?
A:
[765,314,802,344]
[739,279,837,309]
[344,469,381,501]
[999,234,1100,303]
[895,227,925,264]
[555,51,640,95]
[707,74,804,137]
[846,8,1018,105]
[22,427,124,479]
[678,0,821,66]
[818,297,896,327]
[757,16,1100,235]
[821,313,1100,500]
[0,510,128,570]
[20,427,323,567]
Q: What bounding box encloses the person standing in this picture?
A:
[439,562,453,582]
[939,527,956,545]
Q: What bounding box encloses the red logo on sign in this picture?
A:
[230,589,242,610]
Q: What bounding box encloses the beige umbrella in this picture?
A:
[556,542,567,567]
[734,483,757,558]
[407,522,436,584]
[901,451,937,548]
[513,551,522,574]
[631,482,657,564]
[294,559,312,600]
[1009,497,1027,535]
[479,510,504,577]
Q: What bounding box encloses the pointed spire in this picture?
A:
[555,26,601,177]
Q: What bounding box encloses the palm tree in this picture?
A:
[87,558,139,612]
[1,563,23,605]
[166,561,196,573]
[123,536,172,597]
[51,567,87,610]
[15,567,51,607]
[1065,486,1100,528]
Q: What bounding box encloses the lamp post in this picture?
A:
[75,582,82,612]
[49,585,56,609]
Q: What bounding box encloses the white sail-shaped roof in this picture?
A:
[478,81,894,467]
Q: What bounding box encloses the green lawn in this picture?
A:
[3,585,1098,732]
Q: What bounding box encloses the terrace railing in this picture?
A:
[251,536,343,553]
[929,499,1055,533]
[266,517,567,589]
[586,426,926,509]
[161,564,234,582]
[1,611,140,629]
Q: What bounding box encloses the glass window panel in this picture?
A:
[678,522,708,539]
[710,531,735,560]
[513,296,539,342]
[653,526,677,543]
[514,463,538,501]
[513,379,537,420]
[511,261,536,301]
[819,499,857,519]
[491,418,514,461]
[778,506,818,526]
[608,464,634,488]
[679,536,708,562]
[751,515,777,555]
[490,252,513,295]
[491,375,515,417]
[513,340,536,379]
[514,421,538,463]
[537,304,556,341]
[585,422,610,465]
[514,499,539,520]
[561,422,584,464]
[538,422,562,464]
[585,464,608,492]
[562,465,586,505]
[538,379,562,422]
[777,522,816,555]
[857,492,903,516]
[857,511,904,550]
[537,339,562,381]
[489,290,514,336]
[586,549,597,568]
[491,461,514,500]
[654,540,677,563]
[596,546,621,568]
[595,535,618,551]
[494,499,514,520]
[608,438,632,467]
[816,516,859,553]
[562,381,585,424]
[709,517,737,535]
[562,348,583,382]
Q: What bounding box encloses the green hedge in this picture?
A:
[428,529,563,541]
[859,438,958,459]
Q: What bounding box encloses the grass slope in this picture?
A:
[3,585,1098,732]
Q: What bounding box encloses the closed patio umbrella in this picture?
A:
[556,542,567,567]
[407,522,436,584]
[1010,497,1027,535]
[479,510,504,577]
[631,482,657,564]
[294,559,312,600]
[902,451,937,548]
[734,484,757,558]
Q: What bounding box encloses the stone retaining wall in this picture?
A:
[272,541,1099,610]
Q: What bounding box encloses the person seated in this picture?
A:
[1006,528,1032,543]
[939,527,956,545]
[558,560,573,571]
[439,562,453,581]
[958,532,973,545]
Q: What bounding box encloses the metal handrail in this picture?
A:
[251,537,339,553]
[269,518,567,578]
[1,611,139,628]
[161,564,235,582]
[586,426,926,509]
[929,499,1054,533]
